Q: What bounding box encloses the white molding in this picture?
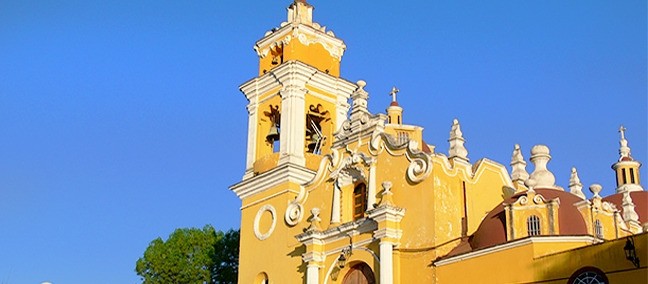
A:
[240,188,300,210]
[230,164,315,199]
[239,61,355,103]
[254,23,346,60]
[253,204,277,241]
[434,236,596,266]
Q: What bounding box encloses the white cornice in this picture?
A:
[434,235,596,266]
[296,218,378,245]
[230,163,315,200]
[254,23,346,60]
[239,61,356,103]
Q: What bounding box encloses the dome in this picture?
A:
[469,188,589,250]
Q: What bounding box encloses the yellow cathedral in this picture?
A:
[230,1,647,283]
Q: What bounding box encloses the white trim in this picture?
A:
[230,164,315,199]
[253,204,277,240]
[240,189,300,210]
[434,236,596,266]
[239,61,356,103]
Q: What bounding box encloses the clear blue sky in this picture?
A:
[1,0,645,283]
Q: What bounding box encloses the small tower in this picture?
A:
[612,126,643,193]
[510,144,529,191]
[386,86,403,125]
[448,119,469,163]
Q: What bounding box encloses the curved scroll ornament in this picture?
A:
[369,131,432,184]
[285,202,304,226]
[517,196,529,205]
[532,194,545,204]
[284,149,342,227]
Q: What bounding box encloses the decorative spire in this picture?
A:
[569,167,586,199]
[510,144,529,184]
[526,145,556,189]
[448,119,469,162]
[622,191,640,224]
[618,125,633,161]
[350,80,370,120]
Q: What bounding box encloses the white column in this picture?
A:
[367,162,377,209]
[331,181,341,224]
[306,263,319,284]
[243,103,258,179]
[279,85,306,166]
[379,241,393,284]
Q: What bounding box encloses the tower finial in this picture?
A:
[569,167,586,199]
[510,144,529,190]
[448,119,469,163]
[287,0,313,24]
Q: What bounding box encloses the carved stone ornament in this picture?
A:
[369,131,432,184]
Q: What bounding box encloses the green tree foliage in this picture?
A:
[135,225,239,284]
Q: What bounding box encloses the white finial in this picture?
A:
[448,119,469,162]
[618,125,632,161]
[306,207,322,231]
[589,183,602,199]
[287,0,313,25]
[380,181,395,205]
[511,144,529,183]
[569,167,586,199]
[350,80,370,119]
[527,145,556,189]
[389,86,399,102]
[622,191,640,223]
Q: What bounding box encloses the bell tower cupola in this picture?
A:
[238,1,356,180]
[612,126,643,193]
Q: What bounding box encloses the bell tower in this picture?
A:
[231,2,358,283]
[238,0,356,180]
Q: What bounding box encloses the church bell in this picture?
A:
[267,124,280,142]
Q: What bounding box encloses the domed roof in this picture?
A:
[469,188,589,250]
[602,191,648,223]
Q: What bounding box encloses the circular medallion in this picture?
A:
[254,204,277,240]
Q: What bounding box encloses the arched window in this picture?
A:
[568,267,608,284]
[353,184,367,220]
[594,219,603,239]
[527,215,541,236]
[255,272,269,284]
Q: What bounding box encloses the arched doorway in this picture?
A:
[342,263,376,284]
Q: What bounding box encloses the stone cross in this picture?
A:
[619,125,626,140]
